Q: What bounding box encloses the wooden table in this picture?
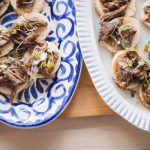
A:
[1,116,150,150]
[61,63,114,118]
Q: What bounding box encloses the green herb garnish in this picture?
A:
[128,89,136,98]
[40,61,47,69]
[119,24,129,33]
[47,62,54,70]
[144,41,150,52]
[121,39,131,49]
[138,59,146,67]
[144,44,149,52]
[128,47,138,52]
[34,52,41,60]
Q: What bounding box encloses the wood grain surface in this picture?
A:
[1,115,150,150]
[61,63,113,118]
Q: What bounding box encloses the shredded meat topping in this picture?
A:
[101,5,127,22]
[116,51,148,89]
[0,57,29,101]
[144,5,150,22]
[0,58,28,87]
[100,0,131,22]
[143,86,150,103]
[141,69,150,103]
[9,18,47,51]
[100,0,130,13]
[16,0,35,11]
[0,0,8,8]
[99,19,136,51]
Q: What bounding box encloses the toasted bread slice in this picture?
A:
[141,0,150,28]
[10,0,45,15]
[0,57,29,96]
[94,0,137,17]
[0,25,14,57]
[14,13,51,41]
[112,50,140,89]
[100,17,140,53]
[23,41,61,79]
[0,1,9,17]
[139,85,150,108]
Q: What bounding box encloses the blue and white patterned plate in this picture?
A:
[0,0,82,128]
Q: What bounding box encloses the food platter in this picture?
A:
[0,0,82,128]
[76,0,150,132]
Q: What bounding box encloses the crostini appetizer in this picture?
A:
[9,13,50,51]
[23,41,61,79]
[112,50,147,90]
[141,0,150,28]
[0,0,9,16]
[10,0,45,15]
[0,25,14,57]
[94,0,137,22]
[139,66,150,108]
[0,57,29,102]
[99,17,140,52]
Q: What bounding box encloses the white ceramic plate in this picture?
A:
[76,0,150,132]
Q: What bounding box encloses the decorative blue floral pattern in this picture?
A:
[0,0,82,128]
